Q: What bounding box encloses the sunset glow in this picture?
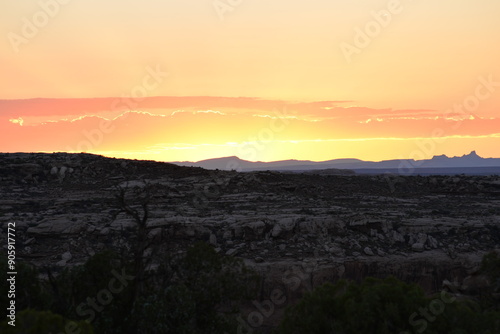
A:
[1,0,499,162]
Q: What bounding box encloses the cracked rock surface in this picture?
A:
[1,153,500,307]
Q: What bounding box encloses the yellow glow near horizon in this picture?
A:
[75,133,500,163]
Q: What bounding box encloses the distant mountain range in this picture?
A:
[171,151,500,175]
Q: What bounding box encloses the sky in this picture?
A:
[1,0,499,162]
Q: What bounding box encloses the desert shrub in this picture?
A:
[277,276,500,334]
[133,242,258,334]
[277,277,427,334]
[478,250,500,310]
[132,284,198,334]
[428,300,500,334]
[0,255,49,311]
[481,251,500,285]
[1,241,256,334]
[49,250,134,334]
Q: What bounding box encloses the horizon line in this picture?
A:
[3,150,500,164]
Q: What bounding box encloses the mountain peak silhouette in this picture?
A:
[463,150,480,159]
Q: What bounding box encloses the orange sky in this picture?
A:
[1,0,499,162]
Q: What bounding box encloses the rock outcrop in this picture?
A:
[1,152,499,329]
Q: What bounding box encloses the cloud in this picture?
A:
[0,96,474,124]
[8,117,24,126]
[1,96,499,155]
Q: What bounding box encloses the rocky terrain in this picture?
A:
[1,152,500,329]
